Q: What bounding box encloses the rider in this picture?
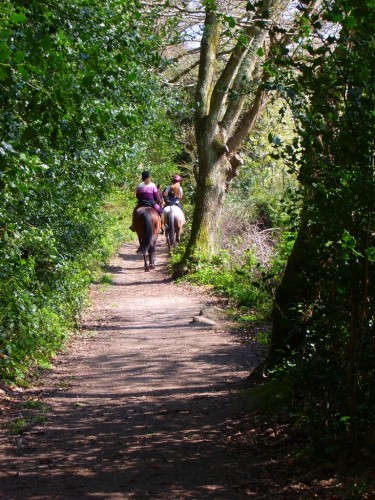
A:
[129,170,162,231]
[163,174,184,212]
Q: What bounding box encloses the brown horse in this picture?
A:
[133,206,161,271]
[162,205,185,253]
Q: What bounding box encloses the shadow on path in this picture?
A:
[0,240,267,499]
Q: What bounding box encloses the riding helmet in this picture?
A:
[173,174,182,182]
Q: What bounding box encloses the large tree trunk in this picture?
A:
[174,1,317,275]
[268,208,319,360]
[175,118,232,273]
[186,152,229,259]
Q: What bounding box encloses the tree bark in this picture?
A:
[268,207,318,360]
[174,0,320,274]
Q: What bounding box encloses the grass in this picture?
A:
[22,399,50,412]
[6,399,51,434]
[100,274,113,285]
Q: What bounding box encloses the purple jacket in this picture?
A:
[136,181,159,203]
[136,181,162,215]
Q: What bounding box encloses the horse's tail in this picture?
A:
[139,210,153,254]
[167,209,175,246]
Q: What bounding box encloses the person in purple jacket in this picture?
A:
[129,170,162,231]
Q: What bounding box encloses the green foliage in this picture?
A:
[99,274,113,286]
[219,101,302,304]
[233,100,298,198]
[6,398,51,434]
[7,418,28,435]
[172,118,302,319]
[232,378,295,415]
[261,0,375,448]
[0,1,182,383]
[177,245,271,315]
[22,399,50,412]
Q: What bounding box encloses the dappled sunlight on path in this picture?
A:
[0,238,265,499]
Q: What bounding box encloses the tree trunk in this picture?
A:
[186,156,229,259]
[174,1,318,276]
[175,120,231,275]
[268,208,318,360]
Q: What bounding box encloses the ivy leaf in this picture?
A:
[41,36,52,51]
[14,51,26,63]
[225,16,236,28]
[345,16,356,29]
[10,12,27,24]
[366,248,375,262]
[81,75,94,87]
[126,72,137,82]
[0,68,8,81]
[0,47,11,63]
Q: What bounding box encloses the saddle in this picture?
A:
[138,200,157,209]
[166,200,184,211]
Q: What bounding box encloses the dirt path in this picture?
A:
[0,239,266,499]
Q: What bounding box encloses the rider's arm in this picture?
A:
[152,185,160,203]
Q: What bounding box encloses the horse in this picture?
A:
[162,205,185,253]
[133,206,161,271]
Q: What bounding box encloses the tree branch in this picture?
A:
[224,0,322,150]
[227,81,270,152]
[195,10,221,124]
[168,49,232,84]
[207,0,283,134]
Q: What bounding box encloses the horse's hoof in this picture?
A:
[150,264,155,270]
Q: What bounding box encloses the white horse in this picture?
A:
[162,205,185,252]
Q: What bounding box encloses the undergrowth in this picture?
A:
[171,192,299,325]
[0,188,134,386]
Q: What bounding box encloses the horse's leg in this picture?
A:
[176,223,181,243]
[149,245,155,269]
[167,210,175,251]
[165,216,171,253]
[136,235,142,254]
[163,213,170,250]
[143,252,150,272]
